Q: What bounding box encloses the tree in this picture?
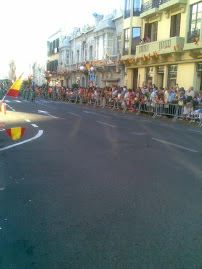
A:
[72,83,78,89]
[22,80,29,87]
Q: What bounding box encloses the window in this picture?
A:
[107,33,114,56]
[133,0,141,16]
[168,65,178,87]
[146,67,153,86]
[123,28,130,55]
[170,14,181,37]
[125,0,131,18]
[188,2,202,43]
[131,27,141,55]
[71,52,74,64]
[89,46,93,60]
[56,38,59,48]
[77,50,79,63]
[66,50,70,65]
[117,36,121,54]
[145,22,158,42]
[85,44,88,61]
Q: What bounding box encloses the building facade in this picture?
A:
[32,62,46,86]
[47,30,61,86]
[122,0,202,92]
[47,11,125,88]
[8,60,16,82]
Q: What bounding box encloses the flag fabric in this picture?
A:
[6,73,23,98]
[142,54,146,61]
[195,37,199,46]
[174,44,179,51]
[6,127,26,140]
[153,51,158,58]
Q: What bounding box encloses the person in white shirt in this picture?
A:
[186,87,195,98]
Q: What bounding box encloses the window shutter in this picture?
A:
[170,16,174,37]
[153,22,158,41]
[176,14,181,36]
[145,23,149,38]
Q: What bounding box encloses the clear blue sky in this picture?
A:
[0,0,123,79]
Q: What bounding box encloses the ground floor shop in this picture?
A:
[67,66,124,88]
[125,62,202,92]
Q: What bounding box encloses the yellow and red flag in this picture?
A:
[195,37,199,46]
[142,54,146,61]
[6,73,23,98]
[6,127,26,140]
[153,51,158,58]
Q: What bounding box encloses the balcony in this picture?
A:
[159,0,187,11]
[136,36,185,58]
[183,29,202,51]
[140,0,160,19]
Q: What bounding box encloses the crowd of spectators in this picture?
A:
[19,83,202,120]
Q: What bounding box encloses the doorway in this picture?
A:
[133,68,138,90]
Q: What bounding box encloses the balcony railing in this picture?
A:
[160,0,170,4]
[159,0,188,11]
[187,29,200,43]
[136,36,185,57]
[141,0,160,12]
[133,8,141,16]
[124,9,131,19]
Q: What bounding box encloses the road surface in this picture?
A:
[0,97,201,268]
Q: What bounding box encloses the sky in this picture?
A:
[0,0,123,79]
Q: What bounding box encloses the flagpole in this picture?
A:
[1,73,24,101]
[1,88,10,101]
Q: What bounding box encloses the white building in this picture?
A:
[32,62,46,86]
[47,10,124,88]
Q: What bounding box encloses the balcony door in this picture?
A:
[170,14,181,37]
[145,22,158,41]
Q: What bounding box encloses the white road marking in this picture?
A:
[4,100,10,103]
[25,119,31,122]
[31,124,38,128]
[38,110,58,118]
[67,112,80,117]
[6,104,12,109]
[84,111,112,118]
[141,119,152,123]
[96,121,117,128]
[0,129,5,132]
[0,130,44,152]
[132,132,146,135]
[161,123,176,128]
[36,101,57,110]
[188,129,202,134]
[15,100,21,103]
[5,104,16,112]
[152,138,198,153]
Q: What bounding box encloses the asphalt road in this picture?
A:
[0,97,201,269]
